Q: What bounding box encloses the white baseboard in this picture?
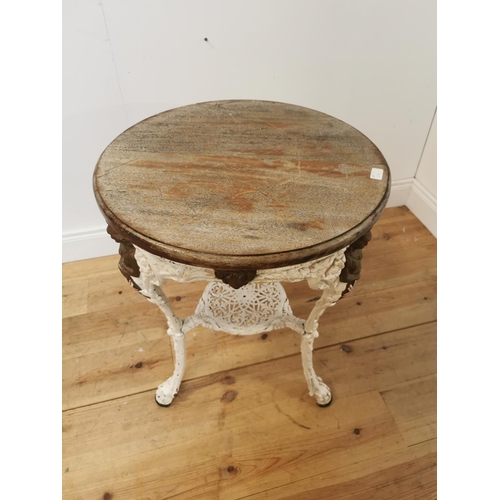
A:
[62,178,420,263]
[386,178,413,208]
[62,228,119,263]
[406,179,437,237]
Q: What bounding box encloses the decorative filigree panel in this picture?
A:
[194,282,302,335]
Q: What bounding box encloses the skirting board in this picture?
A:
[386,179,413,208]
[406,179,437,237]
[62,178,416,263]
[62,228,120,264]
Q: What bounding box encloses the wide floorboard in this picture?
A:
[63,206,437,499]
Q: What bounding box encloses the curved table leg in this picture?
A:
[107,226,187,407]
[146,285,186,407]
[302,281,347,406]
[301,231,371,406]
[156,331,186,407]
[300,333,332,406]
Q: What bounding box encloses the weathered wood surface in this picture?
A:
[94,100,390,270]
[62,207,437,499]
[381,375,437,446]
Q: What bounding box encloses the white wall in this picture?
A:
[63,0,437,261]
[407,110,437,236]
[63,0,129,258]
[416,110,437,198]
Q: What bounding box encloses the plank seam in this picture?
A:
[63,320,436,412]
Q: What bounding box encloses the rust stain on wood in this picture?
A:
[94,100,390,270]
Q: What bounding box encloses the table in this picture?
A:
[93,100,390,407]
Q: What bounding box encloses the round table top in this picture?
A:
[93,100,390,270]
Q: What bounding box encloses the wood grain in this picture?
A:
[381,375,437,446]
[62,278,88,318]
[275,448,436,500]
[93,100,390,270]
[63,389,403,499]
[63,277,436,410]
[62,207,437,499]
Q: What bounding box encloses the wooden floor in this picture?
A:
[62,206,437,500]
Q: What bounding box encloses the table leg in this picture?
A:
[156,331,186,407]
[135,269,187,407]
[302,281,346,406]
[301,230,372,406]
[107,226,187,406]
[145,285,186,407]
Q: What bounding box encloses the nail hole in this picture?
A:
[340,344,352,353]
[354,428,361,435]
[204,37,208,41]
[261,333,268,340]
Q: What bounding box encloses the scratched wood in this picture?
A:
[381,374,437,446]
[93,100,390,270]
[62,207,436,498]
[62,322,436,499]
[270,447,437,500]
[63,390,401,499]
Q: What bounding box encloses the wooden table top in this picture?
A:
[93,100,390,270]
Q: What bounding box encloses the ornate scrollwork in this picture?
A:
[106,225,141,290]
[304,253,347,336]
[255,250,347,287]
[130,249,215,285]
[340,230,371,283]
[339,231,372,297]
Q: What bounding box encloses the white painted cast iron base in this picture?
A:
[131,247,348,407]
